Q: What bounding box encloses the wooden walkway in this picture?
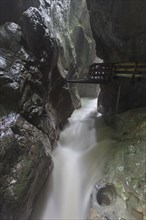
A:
[66,62,146,84]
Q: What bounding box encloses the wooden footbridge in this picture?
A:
[66,62,146,84]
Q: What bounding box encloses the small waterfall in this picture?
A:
[31,98,114,219]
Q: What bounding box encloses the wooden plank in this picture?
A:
[66,78,109,84]
[66,62,146,84]
[113,70,146,74]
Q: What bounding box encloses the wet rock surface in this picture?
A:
[0,114,52,220]
[0,3,74,219]
[89,107,146,220]
[0,0,40,25]
[87,0,146,114]
[0,20,73,140]
[86,0,146,62]
[69,0,97,97]
[98,78,146,115]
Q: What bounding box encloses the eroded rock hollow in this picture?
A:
[86,1,146,219]
[0,0,146,220]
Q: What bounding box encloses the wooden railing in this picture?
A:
[66,62,146,84]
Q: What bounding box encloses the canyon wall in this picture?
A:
[0,0,97,219]
[0,1,71,219]
[87,0,146,114]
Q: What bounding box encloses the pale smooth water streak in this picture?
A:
[31,98,113,220]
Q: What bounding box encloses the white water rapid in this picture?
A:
[31,98,114,220]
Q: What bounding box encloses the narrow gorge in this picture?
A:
[0,1,146,220]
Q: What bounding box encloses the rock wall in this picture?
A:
[86,0,146,62]
[86,2,146,219]
[86,0,146,114]
[89,107,146,220]
[0,0,97,218]
[69,0,98,97]
[0,2,74,219]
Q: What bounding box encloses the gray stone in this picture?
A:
[98,78,146,115]
[87,0,146,113]
[0,0,40,25]
[90,107,146,220]
[20,7,46,56]
[0,113,53,220]
[0,8,74,218]
[86,0,146,62]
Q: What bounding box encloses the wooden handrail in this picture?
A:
[66,62,146,84]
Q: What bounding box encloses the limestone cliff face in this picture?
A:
[86,0,146,114]
[86,2,146,219]
[69,0,96,76]
[47,0,97,98]
[0,0,97,218]
[69,0,98,97]
[86,0,146,62]
[0,2,74,219]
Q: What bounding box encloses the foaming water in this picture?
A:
[31,98,114,220]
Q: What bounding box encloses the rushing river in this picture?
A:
[31,98,114,220]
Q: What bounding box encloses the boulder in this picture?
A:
[0,0,40,25]
[0,113,53,220]
[0,12,74,219]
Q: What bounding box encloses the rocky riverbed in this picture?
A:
[89,107,146,220]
